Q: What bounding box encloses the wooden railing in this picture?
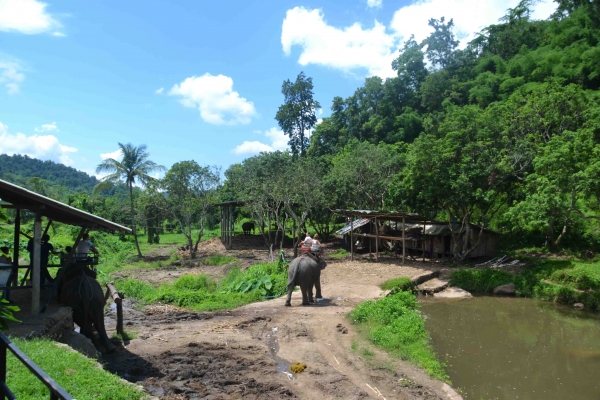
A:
[0,333,73,400]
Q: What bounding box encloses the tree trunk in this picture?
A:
[129,182,143,258]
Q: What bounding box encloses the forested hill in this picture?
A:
[0,154,98,193]
[223,0,600,255]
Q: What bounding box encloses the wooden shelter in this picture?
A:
[401,222,499,259]
[333,209,431,263]
[0,179,130,315]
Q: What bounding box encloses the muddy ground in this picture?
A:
[102,237,462,400]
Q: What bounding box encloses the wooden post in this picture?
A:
[106,282,123,334]
[423,221,426,262]
[42,220,53,237]
[229,205,233,248]
[350,217,354,261]
[12,209,20,286]
[375,217,379,262]
[31,214,42,315]
[402,216,406,264]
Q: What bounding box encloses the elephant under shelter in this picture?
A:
[0,178,131,352]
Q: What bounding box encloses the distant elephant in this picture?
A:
[60,271,116,353]
[242,222,255,235]
[285,255,326,306]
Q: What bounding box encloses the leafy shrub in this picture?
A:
[173,274,215,291]
[348,291,448,381]
[380,277,414,291]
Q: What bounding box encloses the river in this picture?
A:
[420,296,600,400]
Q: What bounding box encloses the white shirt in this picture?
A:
[77,240,94,258]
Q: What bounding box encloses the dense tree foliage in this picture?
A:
[4,1,600,257]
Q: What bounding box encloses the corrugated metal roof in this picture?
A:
[335,218,372,234]
[402,222,499,236]
[332,209,428,223]
[0,179,131,232]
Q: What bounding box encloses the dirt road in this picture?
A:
[102,240,462,400]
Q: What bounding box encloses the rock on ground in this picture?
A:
[434,287,472,299]
[59,331,101,359]
[493,283,516,295]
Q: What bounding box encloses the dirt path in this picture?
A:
[102,241,462,400]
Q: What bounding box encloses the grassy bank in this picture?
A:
[450,257,600,309]
[7,337,145,399]
[348,290,448,382]
[116,261,288,311]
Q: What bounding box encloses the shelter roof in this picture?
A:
[332,209,429,223]
[0,179,131,232]
[335,218,372,235]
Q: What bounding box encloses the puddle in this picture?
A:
[265,327,295,380]
[109,303,117,313]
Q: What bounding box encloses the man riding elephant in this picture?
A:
[285,252,326,306]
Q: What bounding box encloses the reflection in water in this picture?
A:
[421,296,600,400]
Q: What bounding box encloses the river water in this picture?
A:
[420,296,600,400]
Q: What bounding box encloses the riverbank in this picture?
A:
[449,256,600,309]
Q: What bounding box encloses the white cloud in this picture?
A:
[282,1,556,78]
[231,141,275,155]
[34,121,58,132]
[168,73,256,125]
[52,31,65,37]
[0,59,25,94]
[232,127,289,155]
[0,0,64,35]
[100,149,123,161]
[282,7,398,78]
[155,87,164,94]
[367,0,383,8]
[0,121,77,165]
[264,127,288,151]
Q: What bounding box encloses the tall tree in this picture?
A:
[163,161,221,259]
[421,17,459,69]
[276,72,321,157]
[96,143,164,258]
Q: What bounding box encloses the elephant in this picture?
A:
[60,271,116,353]
[285,255,326,306]
[242,222,255,235]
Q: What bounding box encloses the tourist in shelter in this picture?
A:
[0,246,11,264]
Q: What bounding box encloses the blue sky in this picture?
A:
[0,0,556,178]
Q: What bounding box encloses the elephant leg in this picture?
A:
[94,312,116,353]
[285,283,294,306]
[314,270,323,299]
[300,284,311,306]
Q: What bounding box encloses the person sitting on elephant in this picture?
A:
[76,233,99,263]
[310,234,323,257]
[300,232,313,253]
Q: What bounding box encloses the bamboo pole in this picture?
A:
[423,221,426,262]
[350,217,354,261]
[31,214,42,315]
[12,209,20,286]
[402,216,405,264]
[375,217,379,262]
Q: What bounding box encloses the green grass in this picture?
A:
[329,248,350,259]
[450,258,600,309]
[380,277,414,291]
[6,337,146,399]
[348,291,449,382]
[203,254,235,266]
[116,261,288,312]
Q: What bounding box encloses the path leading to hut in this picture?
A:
[102,239,463,399]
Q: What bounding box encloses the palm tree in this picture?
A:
[96,143,164,258]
